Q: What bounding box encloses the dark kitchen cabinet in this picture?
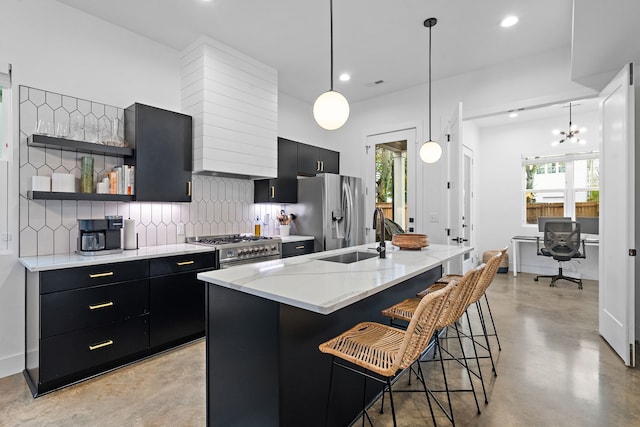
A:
[149,252,218,349]
[23,250,218,397]
[254,178,298,203]
[297,142,340,176]
[277,137,299,178]
[125,103,193,202]
[281,239,314,258]
[25,260,150,396]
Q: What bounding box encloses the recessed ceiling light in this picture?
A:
[500,15,518,28]
[508,112,518,118]
[339,73,351,82]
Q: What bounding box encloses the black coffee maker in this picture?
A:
[76,216,124,256]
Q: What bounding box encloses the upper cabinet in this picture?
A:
[277,138,298,178]
[181,37,278,179]
[297,142,340,176]
[125,103,193,202]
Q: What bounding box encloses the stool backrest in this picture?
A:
[396,281,454,371]
[439,263,486,328]
[468,246,507,305]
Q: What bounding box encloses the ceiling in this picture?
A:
[56,0,574,104]
[471,97,600,129]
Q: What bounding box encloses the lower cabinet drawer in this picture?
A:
[41,279,149,338]
[39,316,149,383]
[282,240,314,258]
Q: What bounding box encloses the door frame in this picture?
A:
[364,127,417,242]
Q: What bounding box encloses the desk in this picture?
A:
[511,235,599,277]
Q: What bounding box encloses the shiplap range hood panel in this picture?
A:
[181,37,278,179]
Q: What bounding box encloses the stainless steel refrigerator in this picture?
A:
[293,174,365,252]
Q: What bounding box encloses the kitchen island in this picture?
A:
[198,243,471,427]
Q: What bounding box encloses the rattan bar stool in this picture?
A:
[432,247,508,352]
[319,282,455,427]
[380,265,485,426]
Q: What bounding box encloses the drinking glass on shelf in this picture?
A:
[70,113,84,141]
[55,121,69,138]
[85,115,98,143]
[35,119,53,135]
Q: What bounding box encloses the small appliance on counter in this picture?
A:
[76,215,124,256]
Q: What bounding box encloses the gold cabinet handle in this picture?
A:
[271,186,275,199]
[187,181,192,197]
[321,161,324,171]
[89,340,114,351]
[89,301,114,310]
[317,160,321,171]
[177,260,195,266]
[295,245,305,249]
[89,272,114,279]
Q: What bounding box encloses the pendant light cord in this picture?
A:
[330,0,334,91]
[428,23,432,140]
[569,102,572,127]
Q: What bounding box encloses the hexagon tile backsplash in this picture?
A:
[18,86,283,257]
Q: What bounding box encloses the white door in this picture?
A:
[599,63,635,366]
[446,103,466,272]
[364,128,417,242]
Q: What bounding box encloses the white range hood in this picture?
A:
[181,36,278,179]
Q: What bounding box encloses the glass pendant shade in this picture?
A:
[313,90,350,130]
[419,140,442,163]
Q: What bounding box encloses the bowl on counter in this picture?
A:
[391,233,429,250]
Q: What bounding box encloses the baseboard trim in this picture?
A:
[0,352,24,379]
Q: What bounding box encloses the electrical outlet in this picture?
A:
[429,213,439,223]
[177,223,185,236]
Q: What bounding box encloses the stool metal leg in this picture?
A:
[483,294,502,351]
[324,357,336,427]
[386,378,397,427]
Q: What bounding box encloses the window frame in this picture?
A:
[521,151,599,226]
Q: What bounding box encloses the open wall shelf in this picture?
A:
[28,134,133,157]
[27,191,134,202]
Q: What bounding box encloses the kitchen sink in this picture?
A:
[317,251,379,264]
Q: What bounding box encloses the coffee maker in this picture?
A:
[76,216,124,256]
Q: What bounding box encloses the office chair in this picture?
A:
[534,220,586,289]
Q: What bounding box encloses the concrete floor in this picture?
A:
[2,272,640,426]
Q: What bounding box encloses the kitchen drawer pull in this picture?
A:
[89,272,114,279]
[89,301,114,310]
[295,245,305,249]
[177,260,195,266]
[317,160,321,171]
[89,340,114,351]
[187,181,192,197]
[271,186,275,198]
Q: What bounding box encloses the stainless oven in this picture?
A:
[186,234,282,268]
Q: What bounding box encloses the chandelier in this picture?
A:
[552,102,586,145]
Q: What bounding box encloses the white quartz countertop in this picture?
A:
[198,243,472,315]
[277,235,315,243]
[19,243,217,272]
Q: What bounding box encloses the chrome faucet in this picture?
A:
[373,207,386,259]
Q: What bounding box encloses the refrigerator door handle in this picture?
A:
[342,180,353,244]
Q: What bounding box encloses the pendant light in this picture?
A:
[552,102,586,145]
[419,17,442,164]
[313,0,350,130]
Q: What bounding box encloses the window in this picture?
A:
[523,152,599,225]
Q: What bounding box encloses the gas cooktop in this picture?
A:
[187,234,277,246]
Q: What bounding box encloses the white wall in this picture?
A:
[328,47,598,244]
[474,110,600,279]
[0,0,181,378]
